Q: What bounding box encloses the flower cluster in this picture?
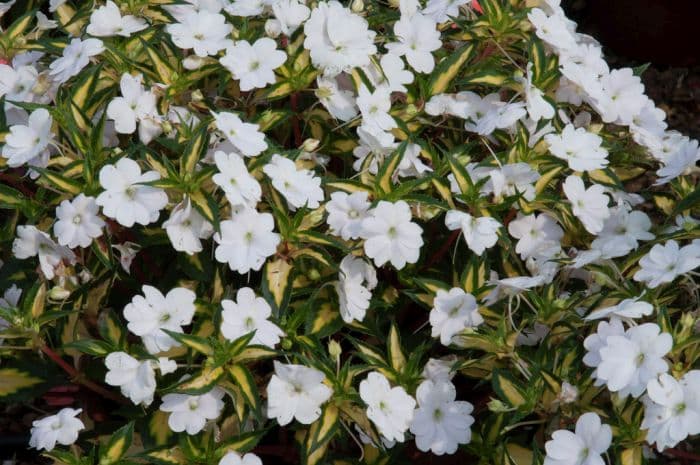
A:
[0,0,699,464]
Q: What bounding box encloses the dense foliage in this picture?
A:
[1,0,699,464]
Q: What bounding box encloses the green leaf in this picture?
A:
[63,339,113,356]
[189,191,220,231]
[0,184,26,209]
[375,141,407,195]
[302,404,339,465]
[162,330,213,356]
[387,324,406,373]
[173,364,226,395]
[99,422,134,465]
[180,123,209,176]
[446,152,474,194]
[427,43,476,96]
[227,364,262,418]
[261,258,294,315]
[5,9,36,40]
[33,168,83,195]
[492,370,527,408]
[22,281,46,320]
[0,367,44,399]
[98,310,126,347]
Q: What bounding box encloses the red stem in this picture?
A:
[664,448,700,461]
[40,344,128,405]
[422,230,461,270]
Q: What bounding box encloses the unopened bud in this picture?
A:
[49,286,70,301]
[328,340,342,360]
[183,55,206,70]
[300,138,320,152]
[308,268,321,281]
[191,89,204,102]
[351,0,364,13]
[265,19,282,39]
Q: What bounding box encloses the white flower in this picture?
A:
[104,352,158,406]
[655,138,700,185]
[595,68,647,125]
[585,296,654,321]
[113,241,140,273]
[267,361,333,425]
[49,38,104,84]
[0,284,21,308]
[163,199,213,255]
[357,85,396,132]
[214,209,280,274]
[456,92,527,135]
[507,213,563,260]
[335,254,377,323]
[543,412,612,465]
[96,158,169,227]
[271,0,310,36]
[633,240,700,288]
[545,124,609,172]
[123,285,197,354]
[219,452,263,465]
[86,1,148,37]
[263,154,324,210]
[220,38,286,91]
[1,108,53,167]
[590,207,654,258]
[360,200,424,269]
[386,13,441,73]
[430,288,482,346]
[29,408,84,451]
[13,225,76,280]
[160,388,225,435]
[303,1,377,76]
[54,194,105,248]
[213,111,268,157]
[221,287,284,348]
[0,63,38,104]
[481,162,540,201]
[166,0,224,22]
[522,62,555,121]
[642,371,700,451]
[352,125,398,174]
[423,0,469,23]
[445,210,500,256]
[562,175,610,234]
[596,323,672,398]
[212,151,261,208]
[582,318,625,373]
[410,379,474,455]
[527,8,577,53]
[421,357,457,383]
[315,75,358,121]
[166,10,232,57]
[106,73,161,144]
[326,191,370,240]
[360,371,416,443]
[365,53,414,93]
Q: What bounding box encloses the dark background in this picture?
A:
[562,0,700,139]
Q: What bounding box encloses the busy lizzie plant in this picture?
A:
[0,0,700,464]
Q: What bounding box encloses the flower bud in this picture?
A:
[328,340,342,360]
[300,138,320,152]
[183,55,206,70]
[49,286,71,301]
[351,0,364,13]
[265,19,282,39]
[557,381,578,404]
[191,89,204,102]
